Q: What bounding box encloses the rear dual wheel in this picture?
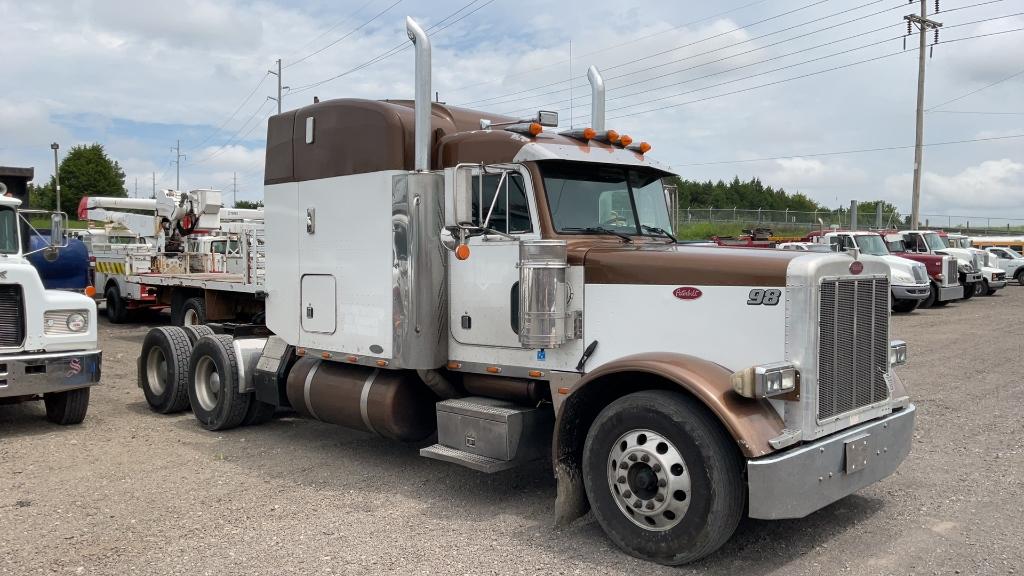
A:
[139,327,193,414]
[188,335,274,430]
[582,390,744,565]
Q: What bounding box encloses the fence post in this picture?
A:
[709,206,713,222]
[734,207,737,221]
[757,207,762,224]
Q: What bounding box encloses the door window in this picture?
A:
[471,171,532,235]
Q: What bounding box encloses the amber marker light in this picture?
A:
[447,361,462,370]
[529,122,543,136]
[321,351,332,359]
[639,141,652,153]
[84,285,96,297]
[455,243,471,261]
[376,359,389,367]
[528,370,543,378]
[606,129,620,143]
[296,348,306,356]
[619,135,633,147]
[582,127,596,140]
[346,355,358,363]
[486,366,502,374]
[557,386,571,395]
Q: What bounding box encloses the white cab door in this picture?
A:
[449,165,540,348]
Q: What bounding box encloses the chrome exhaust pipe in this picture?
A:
[587,65,605,132]
[406,16,432,172]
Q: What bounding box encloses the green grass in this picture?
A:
[27,218,90,230]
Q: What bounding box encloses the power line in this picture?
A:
[591,26,1024,123]
[457,0,839,107]
[284,0,404,69]
[284,0,379,61]
[289,0,495,95]
[672,133,1024,166]
[187,72,270,152]
[927,109,1024,115]
[925,66,1024,111]
[192,99,274,164]
[443,0,774,95]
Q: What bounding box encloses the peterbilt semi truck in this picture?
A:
[881,233,963,307]
[136,17,915,565]
[0,195,102,424]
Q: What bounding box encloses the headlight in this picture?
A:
[892,271,914,283]
[44,310,90,334]
[731,362,799,399]
[889,340,908,366]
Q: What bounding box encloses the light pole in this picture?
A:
[50,142,60,213]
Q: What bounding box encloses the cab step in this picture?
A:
[419,397,553,473]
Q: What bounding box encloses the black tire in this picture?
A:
[961,282,975,300]
[176,296,206,327]
[105,285,128,324]
[974,280,987,297]
[188,335,251,431]
[1016,269,1024,286]
[582,390,744,565]
[139,327,193,413]
[919,282,937,309]
[891,298,919,314]
[43,388,90,425]
[182,324,215,345]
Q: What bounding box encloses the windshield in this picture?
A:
[854,234,889,256]
[0,207,18,254]
[886,239,906,252]
[923,233,946,251]
[541,162,672,236]
[1004,248,1023,259]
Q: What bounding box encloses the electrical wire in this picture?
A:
[191,99,275,164]
[284,0,380,61]
[288,0,495,95]
[284,0,404,69]
[926,66,1024,111]
[927,109,1024,115]
[672,133,1024,166]
[187,72,270,152]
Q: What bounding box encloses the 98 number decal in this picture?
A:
[747,288,781,306]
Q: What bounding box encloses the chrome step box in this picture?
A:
[419,397,553,472]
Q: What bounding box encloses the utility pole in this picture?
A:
[151,172,156,198]
[171,139,186,191]
[50,142,60,213]
[134,176,138,198]
[905,0,942,229]
[268,59,283,114]
[232,172,237,207]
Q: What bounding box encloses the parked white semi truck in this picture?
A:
[803,230,931,313]
[78,190,265,325]
[0,196,101,424]
[136,17,915,565]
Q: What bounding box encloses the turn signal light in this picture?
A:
[455,244,471,261]
[529,122,543,136]
[84,285,96,297]
[619,135,633,147]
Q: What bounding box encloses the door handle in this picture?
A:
[306,305,314,319]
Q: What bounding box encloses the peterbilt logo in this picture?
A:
[673,287,703,300]
[849,261,864,275]
[0,270,6,280]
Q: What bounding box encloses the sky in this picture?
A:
[1,0,1022,223]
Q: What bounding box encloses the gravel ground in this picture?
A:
[2,288,1023,576]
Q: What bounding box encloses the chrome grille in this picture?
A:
[0,284,26,348]
[818,277,890,420]
[944,257,958,287]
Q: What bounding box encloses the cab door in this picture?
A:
[448,165,540,348]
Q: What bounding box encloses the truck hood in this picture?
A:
[578,243,883,286]
[881,255,927,285]
[0,256,98,353]
[936,247,974,264]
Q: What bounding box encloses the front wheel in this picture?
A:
[974,280,987,297]
[919,282,937,309]
[892,298,919,314]
[43,388,90,425]
[105,286,128,324]
[962,282,976,300]
[582,390,744,565]
[1015,269,1024,286]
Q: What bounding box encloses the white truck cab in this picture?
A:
[0,196,101,424]
[982,245,1024,285]
[945,233,1006,296]
[808,231,931,313]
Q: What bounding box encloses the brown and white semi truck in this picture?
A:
[137,17,915,565]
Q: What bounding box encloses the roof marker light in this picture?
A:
[619,134,633,148]
[562,127,597,142]
[628,141,652,154]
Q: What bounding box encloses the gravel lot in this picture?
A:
[3,287,1024,575]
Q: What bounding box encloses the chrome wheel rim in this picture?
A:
[183,308,200,326]
[606,429,691,531]
[145,346,168,396]
[194,355,221,412]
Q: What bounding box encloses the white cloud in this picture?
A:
[883,159,1024,215]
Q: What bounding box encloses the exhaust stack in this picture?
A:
[406,17,432,172]
[587,65,605,132]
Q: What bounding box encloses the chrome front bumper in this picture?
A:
[891,284,930,301]
[746,404,916,520]
[0,350,102,398]
[937,284,963,301]
[987,278,1007,290]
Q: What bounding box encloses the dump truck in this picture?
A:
[136,17,915,565]
[0,194,101,424]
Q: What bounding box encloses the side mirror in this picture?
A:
[50,213,65,247]
[452,166,474,228]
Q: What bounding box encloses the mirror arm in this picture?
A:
[481,170,508,231]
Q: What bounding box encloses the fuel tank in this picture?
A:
[285,357,437,442]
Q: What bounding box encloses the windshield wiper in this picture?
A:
[561,226,632,243]
[641,225,676,243]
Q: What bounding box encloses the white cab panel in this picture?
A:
[301,274,337,334]
[584,284,786,373]
[449,241,521,347]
